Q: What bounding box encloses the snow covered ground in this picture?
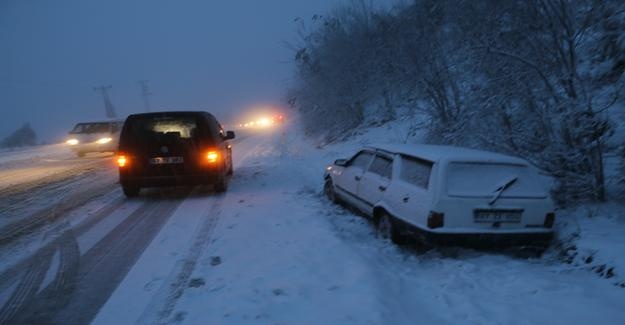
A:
[1,122,624,324]
[0,144,72,167]
[93,123,625,324]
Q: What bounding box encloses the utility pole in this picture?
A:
[137,80,152,112]
[93,85,117,118]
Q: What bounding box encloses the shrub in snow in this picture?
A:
[1,123,37,148]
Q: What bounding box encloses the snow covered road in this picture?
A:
[0,146,118,247]
[0,127,624,325]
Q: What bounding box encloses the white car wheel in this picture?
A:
[378,213,393,240]
[377,212,406,245]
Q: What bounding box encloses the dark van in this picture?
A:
[116,111,235,197]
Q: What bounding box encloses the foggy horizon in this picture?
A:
[0,0,347,142]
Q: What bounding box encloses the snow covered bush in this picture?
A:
[1,123,37,148]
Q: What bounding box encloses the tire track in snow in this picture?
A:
[1,130,267,324]
[0,237,56,324]
[50,192,189,324]
[0,198,128,325]
[4,229,82,325]
[0,190,188,324]
[0,171,118,248]
[0,157,107,197]
[0,196,125,292]
[137,194,224,325]
[147,133,271,324]
[0,215,128,324]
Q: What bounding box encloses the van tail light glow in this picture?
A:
[544,212,555,228]
[206,151,219,164]
[117,155,128,167]
[427,211,444,229]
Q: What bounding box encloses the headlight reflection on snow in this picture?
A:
[66,139,79,145]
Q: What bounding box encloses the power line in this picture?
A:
[93,85,117,118]
[137,80,152,112]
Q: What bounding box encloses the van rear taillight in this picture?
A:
[117,155,128,167]
[206,150,219,164]
[544,212,555,228]
[427,211,444,229]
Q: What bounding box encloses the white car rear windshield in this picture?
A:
[446,162,547,198]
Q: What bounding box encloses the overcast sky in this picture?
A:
[0,0,359,142]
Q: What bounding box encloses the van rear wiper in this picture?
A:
[489,176,518,206]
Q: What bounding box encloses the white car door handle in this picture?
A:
[354,175,361,181]
[402,197,409,203]
[378,185,387,192]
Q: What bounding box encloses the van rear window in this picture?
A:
[124,116,206,140]
[446,162,547,198]
[142,117,198,139]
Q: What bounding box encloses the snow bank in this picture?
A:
[555,203,625,287]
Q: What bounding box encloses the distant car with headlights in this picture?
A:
[65,120,125,157]
[116,111,235,197]
[323,144,555,249]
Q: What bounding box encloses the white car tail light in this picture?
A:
[427,211,444,229]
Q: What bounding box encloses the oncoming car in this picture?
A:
[116,111,235,197]
[65,120,125,157]
[323,144,555,249]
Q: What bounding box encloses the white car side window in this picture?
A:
[401,156,432,189]
[368,155,393,179]
[348,152,373,170]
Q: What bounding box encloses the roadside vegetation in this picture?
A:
[288,0,625,204]
[1,123,37,149]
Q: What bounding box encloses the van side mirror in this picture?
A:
[334,159,348,167]
[224,130,235,140]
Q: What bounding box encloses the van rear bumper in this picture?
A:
[120,173,221,188]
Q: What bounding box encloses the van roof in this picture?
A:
[367,144,528,165]
[127,111,215,119]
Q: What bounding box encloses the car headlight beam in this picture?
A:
[96,137,113,144]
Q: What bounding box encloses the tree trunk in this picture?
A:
[593,141,606,201]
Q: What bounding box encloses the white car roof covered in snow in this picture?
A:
[366,144,528,165]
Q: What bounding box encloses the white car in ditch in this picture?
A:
[323,144,555,248]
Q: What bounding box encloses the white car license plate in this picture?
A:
[149,156,184,164]
[474,209,522,223]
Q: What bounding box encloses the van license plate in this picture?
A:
[149,156,184,164]
[474,209,522,223]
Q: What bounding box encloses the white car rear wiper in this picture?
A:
[489,176,518,206]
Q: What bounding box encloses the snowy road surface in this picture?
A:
[0,128,624,324]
